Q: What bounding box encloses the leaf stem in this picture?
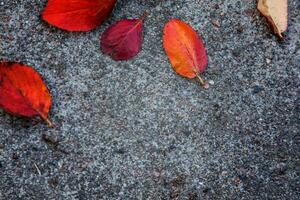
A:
[40,115,53,128]
[196,74,206,88]
[192,68,207,88]
[44,117,53,128]
[139,11,150,21]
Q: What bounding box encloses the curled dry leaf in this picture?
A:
[42,0,117,31]
[0,61,52,127]
[100,13,148,61]
[257,0,288,38]
[163,19,208,87]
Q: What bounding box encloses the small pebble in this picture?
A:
[203,82,210,89]
[212,19,221,27]
[153,170,161,178]
[208,80,215,85]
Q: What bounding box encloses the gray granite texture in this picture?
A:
[0,0,299,199]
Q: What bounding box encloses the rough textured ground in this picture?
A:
[0,0,299,199]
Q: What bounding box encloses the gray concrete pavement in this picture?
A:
[0,0,299,199]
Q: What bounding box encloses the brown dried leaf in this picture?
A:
[257,0,288,38]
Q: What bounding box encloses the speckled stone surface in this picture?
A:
[0,0,299,199]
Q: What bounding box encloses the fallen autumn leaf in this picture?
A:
[100,12,148,61]
[163,19,208,87]
[42,0,117,31]
[0,61,52,127]
[257,0,288,38]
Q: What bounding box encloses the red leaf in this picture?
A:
[163,19,208,86]
[0,61,52,126]
[100,15,145,61]
[42,0,117,31]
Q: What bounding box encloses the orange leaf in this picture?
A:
[42,0,117,31]
[163,19,208,86]
[0,61,52,127]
